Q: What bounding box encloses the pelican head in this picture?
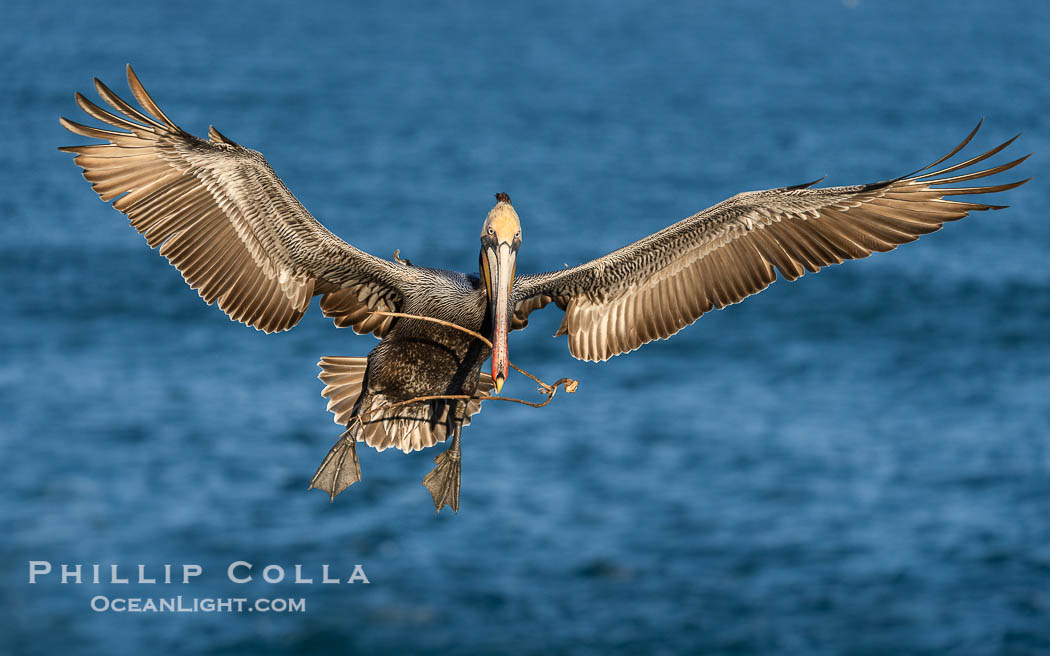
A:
[480,192,521,394]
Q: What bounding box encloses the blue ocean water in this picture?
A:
[2,1,1048,653]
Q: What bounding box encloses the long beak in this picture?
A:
[485,242,516,394]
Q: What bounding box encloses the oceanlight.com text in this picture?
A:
[90,595,306,613]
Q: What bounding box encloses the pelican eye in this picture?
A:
[487,227,494,235]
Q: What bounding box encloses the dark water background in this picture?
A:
[3,1,1049,654]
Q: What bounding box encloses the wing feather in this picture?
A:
[513,124,1029,361]
[61,66,413,335]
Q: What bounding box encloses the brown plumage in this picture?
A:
[61,66,1029,513]
[511,122,1030,361]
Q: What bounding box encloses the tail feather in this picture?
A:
[317,356,496,454]
[311,358,496,501]
[356,388,491,454]
[318,356,368,426]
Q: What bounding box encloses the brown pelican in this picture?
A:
[61,67,1029,512]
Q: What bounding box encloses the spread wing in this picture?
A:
[60,65,416,336]
[512,122,1029,362]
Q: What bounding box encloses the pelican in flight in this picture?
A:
[61,67,1029,512]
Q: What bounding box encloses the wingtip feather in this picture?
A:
[125,65,179,131]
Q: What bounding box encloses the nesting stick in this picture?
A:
[351,311,579,421]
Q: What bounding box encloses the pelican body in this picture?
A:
[61,67,1029,512]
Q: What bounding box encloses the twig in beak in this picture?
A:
[355,310,579,412]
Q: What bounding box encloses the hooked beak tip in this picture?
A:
[493,374,505,394]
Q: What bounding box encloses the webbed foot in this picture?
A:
[422,436,461,513]
[309,429,362,502]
